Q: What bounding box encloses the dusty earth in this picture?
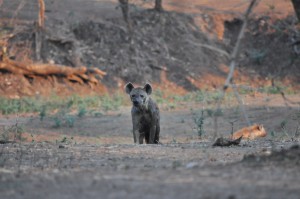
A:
[0,0,300,199]
[0,93,300,199]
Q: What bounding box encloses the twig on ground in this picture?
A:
[212,136,242,147]
[149,64,168,71]
[0,140,16,144]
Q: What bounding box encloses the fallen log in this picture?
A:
[0,140,16,144]
[212,136,242,147]
[0,58,106,84]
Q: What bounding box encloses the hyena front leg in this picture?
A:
[132,129,136,143]
[154,124,160,144]
[133,126,142,144]
[139,132,145,144]
[132,115,140,144]
[149,125,157,144]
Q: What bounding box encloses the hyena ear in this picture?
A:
[125,82,134,94]
[144,83,152,95]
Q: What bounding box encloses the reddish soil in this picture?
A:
[0,0,299,97]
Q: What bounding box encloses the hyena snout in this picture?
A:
[132,97,146,107]
[132,100,141,107]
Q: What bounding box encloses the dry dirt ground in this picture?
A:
[0,1,300,198]
[0,94,300,199]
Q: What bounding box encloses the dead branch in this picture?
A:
[35,23,43,61]
[149,64,168,71]
[280,91,300,106]
[188,41,230,58]
[0,140,16,144]
[154,0,163,12]
[118,0,132,33]
[223,0,258,91]
[0,58,106,84]
[212,136,242,147]
[38,0,45,29]
[9,0,25,26]
[35,0,45,61]
[213,0,258,138]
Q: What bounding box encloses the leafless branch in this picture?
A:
[223,0,258,90]
[213,0,258,138]
[188,41,230,58]
[38,0,45,29]
[9,0,26,26]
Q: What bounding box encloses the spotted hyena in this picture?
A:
[125,82,160,144]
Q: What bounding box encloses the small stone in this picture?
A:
[185,162,198,169]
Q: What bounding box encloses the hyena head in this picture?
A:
[125,82,152,109]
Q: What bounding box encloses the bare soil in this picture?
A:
[0,94,300,199]
[0,1,300,198]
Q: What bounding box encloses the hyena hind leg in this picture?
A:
[154,125,160,144]
[145,130,150,144]
[139,132,145,144]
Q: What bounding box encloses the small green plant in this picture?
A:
[100,93,124,112]
[0,119,25,142]
[153,89,168,104]
[172,160,181,169]
[270,131,275,137]
[77,106,87,117]
[248,49,266,64]
[39,105,47,121]
[276,120,290,138]
[31,134,35,143]
[66,115,75,127]
[193,110,205,138]
[266,3,275,11]
[59,136,74,144]
[61,137,67,143]
[259,82,289,95]
[53,117,62,128]
[171,137,177,144]
[214,108,224,117]
[194,90,205,102]
[205,109,214,117]
[295,126,300,137]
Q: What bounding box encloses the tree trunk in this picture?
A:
[291,0,300,21]
[154,0,163,12]
[38,0,45,28]
[118,0,132,33]
[119,0,129,23]
[35,0,45,61]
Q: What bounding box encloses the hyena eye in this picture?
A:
[140,95,144,98]
[131,95,136,98]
